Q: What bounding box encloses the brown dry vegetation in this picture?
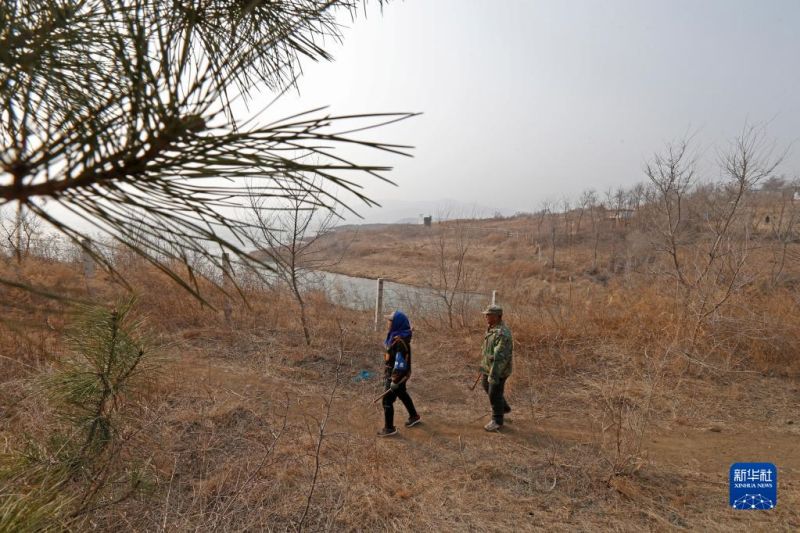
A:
[2,191,800,531]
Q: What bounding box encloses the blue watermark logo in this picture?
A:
[729,463,777,510]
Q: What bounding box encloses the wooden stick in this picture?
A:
[469,373,483,391]
[371,375,408,404]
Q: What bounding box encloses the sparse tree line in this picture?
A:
[421,126,795,284]
[0,207,221,281]
[487,125,796,276]
[415,123,796,346]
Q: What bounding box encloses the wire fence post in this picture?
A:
[491,290,498,306]
[222,252,233,326]
[374,278,384,331]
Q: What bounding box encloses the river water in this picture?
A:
[304,270,487,317]
[234,258,489,318]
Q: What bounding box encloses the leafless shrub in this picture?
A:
[645,125,787,371]
[247,187,341,345]
[0,204,41,263]
[427,212,478,328]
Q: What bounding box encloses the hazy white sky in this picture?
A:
[262,0,800,219]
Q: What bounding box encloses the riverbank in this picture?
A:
[3,225,800,529]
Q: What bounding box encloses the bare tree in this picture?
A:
[576,188,596,235]
[549,219,557,270]
[248,187,339,345]
[628,183,646,213]
[560,196,572,243]
[577,189,601,270]
[613,187,627,226]
[646,125,785,369]
[536,199,552,239]
[767,178,800,285]
[760,175,788,191]
[0,204,41,262]
[627,182,647,229]
[644,139,696,286]
[428,212,475,329]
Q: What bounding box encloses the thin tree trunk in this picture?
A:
[291,273,311,345]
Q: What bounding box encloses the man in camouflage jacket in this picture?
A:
[480,304,512,431]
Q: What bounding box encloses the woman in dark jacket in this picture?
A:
[377,310,421,437]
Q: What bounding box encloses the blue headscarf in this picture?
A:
[384,310,412,348]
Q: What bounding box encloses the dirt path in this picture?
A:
[168,338,800,530]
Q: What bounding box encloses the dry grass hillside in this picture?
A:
[2,188,800,530]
